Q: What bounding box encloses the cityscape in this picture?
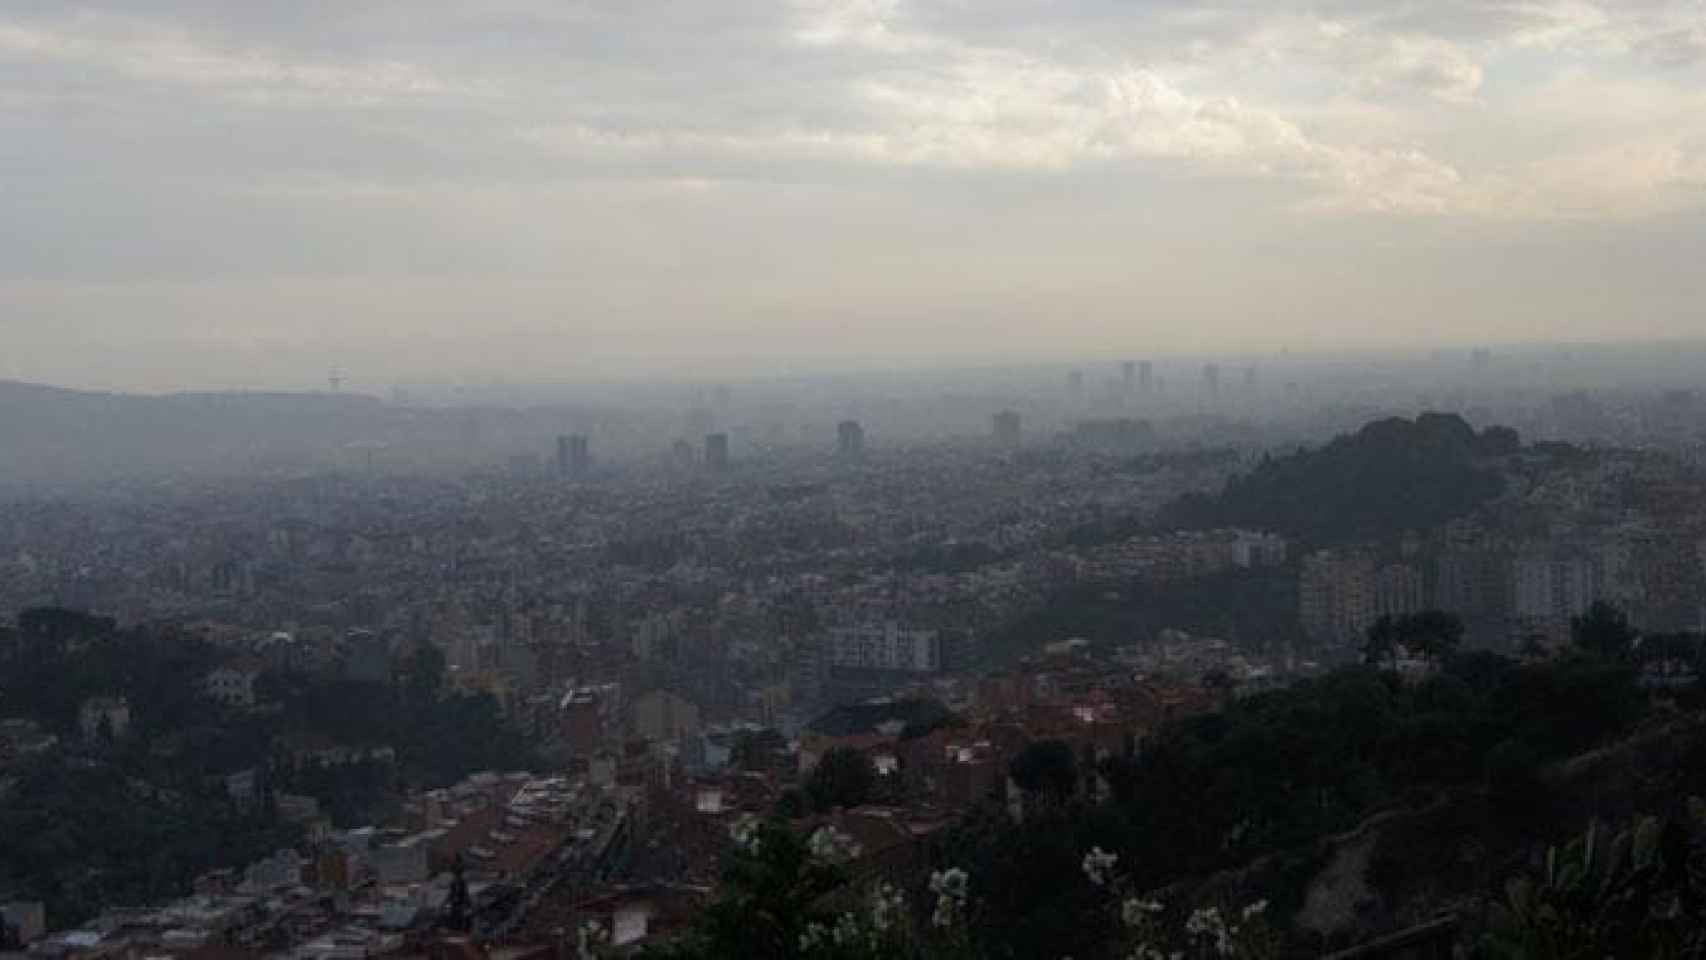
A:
[8,0,1706,955]
[6,346,1706,957]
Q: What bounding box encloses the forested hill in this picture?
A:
[1159,413,1520,545]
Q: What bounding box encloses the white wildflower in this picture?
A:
[1122,897,1164,927]
[808,825,861,863]
[930,866,969,928]
[1240,899,1268,922]
[870,882,906,932]
[1185,906,1232,956]
[831,912,862,946]
[729,813,761,852]
[1081,846,1119,887]
[798,921,829,952]
[929,867,969,903]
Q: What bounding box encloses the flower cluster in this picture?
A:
[797,913,864,953]
[1112,888,1273,960]
[870,882,906,933]
[1185,906,1232,956]
[929,867,969,929]
[1082,846,1120,887]
[807,825,862,863]
[1183,902,1269,958]
[728,813,761,852]
[1121,897,1164,928]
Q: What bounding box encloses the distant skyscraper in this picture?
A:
[704,432,730,471]
[992,410,1022,446]
[1244,365,1258,390]
[1121,361,1136,394]
[671,438,695,467]
[837,420,865,460]
[1203,364,1221,398]
[1068,369,1086,395]
[1139,361,1154,393]
[555,434,591,476]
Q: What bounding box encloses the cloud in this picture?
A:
[5,0,1706,389]
[0,15,465,107]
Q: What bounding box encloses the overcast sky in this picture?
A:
[3,0,1704,392]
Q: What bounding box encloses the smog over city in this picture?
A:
[4,2,1706,957]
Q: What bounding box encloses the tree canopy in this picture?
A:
[1159,414,1512,545]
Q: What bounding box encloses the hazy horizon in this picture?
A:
[5,0,1706,392]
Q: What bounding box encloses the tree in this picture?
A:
[1363,615,1399,667]
[806,747,874,811]
[402,644,445,707]
[690,820,850,960]
[773,788,808,820]
[1573,601,1636,662]
[1009,739,1078,800]
[1395,610,1464,663]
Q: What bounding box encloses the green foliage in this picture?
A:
[0,611,537,926]
[668,820,855,960]
[1160,413,1510,544]
[0,749,300,928]
[1482,804,1706,959]
[1572,601,1637,662]
[988,566,1303,664]
[645,651,1655,960]
[645,818,975,960]
[958,656,1646,956]
[1365,611,1466,665]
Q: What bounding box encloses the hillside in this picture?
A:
[1158,413,1518,545]
[0,380,398,489]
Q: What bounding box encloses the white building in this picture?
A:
[825,622,941,673]
[1512,556,1600,623]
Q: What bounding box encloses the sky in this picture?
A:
[2,0,1705,392]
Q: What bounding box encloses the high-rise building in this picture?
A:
[1512,555,1600,624]
[556,434,591,476]
[824,622,941,673]
[1203,364,1221,399]
[569,434,590,474]
[670,438,695,468]
[1068,369,1085,395]
[992,410,1022,446]
[1299,549,1377,647]
[704,432,730,471]
[1373,564,1426,621]
[1139,361,1154,393]
[836,420,865,460]
[1121,361,1136,394]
